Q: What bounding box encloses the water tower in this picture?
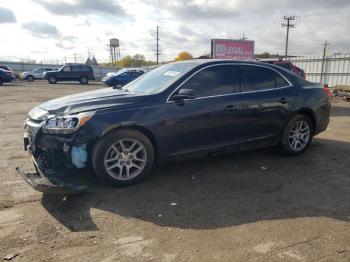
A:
[109,38,121,63]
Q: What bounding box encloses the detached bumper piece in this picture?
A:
[15,164,88,195]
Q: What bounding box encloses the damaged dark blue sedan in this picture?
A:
[18,60,331,194]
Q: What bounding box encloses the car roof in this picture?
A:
[174,59,285,69]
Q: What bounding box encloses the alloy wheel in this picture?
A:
[104,138,147,180]
[288,120,310,152]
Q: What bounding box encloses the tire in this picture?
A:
[48,76,57,84]
[279,114,313,156]
[92,129,154,186]
[79,77,88,85]
[0,80,3,86]
[26,75,34,82]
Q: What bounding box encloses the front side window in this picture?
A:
[178,65,241,98]
[241,65,289,92]
[34,68,44,73]
[62,66,71,72]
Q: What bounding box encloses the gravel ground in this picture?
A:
[0,81,349,261]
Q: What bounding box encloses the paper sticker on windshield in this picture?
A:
[164,71,180,77]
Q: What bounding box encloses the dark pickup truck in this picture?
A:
[45,64,95,85]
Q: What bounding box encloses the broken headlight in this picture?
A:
[43,111,95,134]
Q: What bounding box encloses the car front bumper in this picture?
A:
[16,157,87,194]
[17,121,95,194]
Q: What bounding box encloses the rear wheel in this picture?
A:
[26,75,34,82]
[280,115,313,155]
[79,77,88,85]
[93,129,154,186]
[48,76,57,84]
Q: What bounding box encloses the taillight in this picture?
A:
[323,84,332,97]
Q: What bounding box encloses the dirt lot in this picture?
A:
[0,81,349,261]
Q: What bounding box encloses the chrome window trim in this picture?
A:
[166,63,293,103]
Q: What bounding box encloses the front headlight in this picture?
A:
[43,111,95,134]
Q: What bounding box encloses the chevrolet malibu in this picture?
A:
[18,60,331,193]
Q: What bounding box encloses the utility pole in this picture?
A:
[155,26,160,64]
[241,33,248,40]
[282,16,295,59]
[320,40,330,83]
[73,52,77,63]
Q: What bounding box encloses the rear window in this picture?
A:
[241,65,290,92]
[275,63,293,71]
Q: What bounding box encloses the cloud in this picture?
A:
[143,0,350,20]
[56,35,78,50]
[35,0,126,17]
[22,21,60,38]
[0,7,16,24]
[143,0,239,20]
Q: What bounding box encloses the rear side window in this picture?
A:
[72,66,81,72]
[81,66,91,71]
[179,65,241,98]
[241,65,289,92]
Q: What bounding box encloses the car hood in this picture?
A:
[38,88,146,115]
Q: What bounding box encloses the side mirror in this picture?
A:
[171,89,196,101]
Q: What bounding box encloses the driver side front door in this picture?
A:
[157,64,244,158]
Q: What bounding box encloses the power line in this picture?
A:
[282,16,296,59]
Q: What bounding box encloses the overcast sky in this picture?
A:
[0,0,349,64]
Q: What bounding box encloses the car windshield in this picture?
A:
[115,69,128,76]
[122,62,197,94]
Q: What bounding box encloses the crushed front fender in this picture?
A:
[15,161,88,195]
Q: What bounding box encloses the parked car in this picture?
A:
[0,68,16,85]
[263,60,306,79]
[0,65,18,79]
[20,67,54,81]
[102,68,144,87]
[18,60,331,193]
[44,64,95,85]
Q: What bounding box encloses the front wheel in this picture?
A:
[92,129,154,186]
[280,115,313,155]
[26,75,34,82]
[48,76,57,84]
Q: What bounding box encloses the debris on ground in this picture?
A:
[260,166,267,170]
[4,253,19,260]
[62,195,68,202]
[170,202,178,206]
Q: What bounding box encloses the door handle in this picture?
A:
[279,98,288,104]
[225,105,240,112]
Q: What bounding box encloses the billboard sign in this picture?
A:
[211,39,255,60]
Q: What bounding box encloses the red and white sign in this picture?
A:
[211,39,255,60]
